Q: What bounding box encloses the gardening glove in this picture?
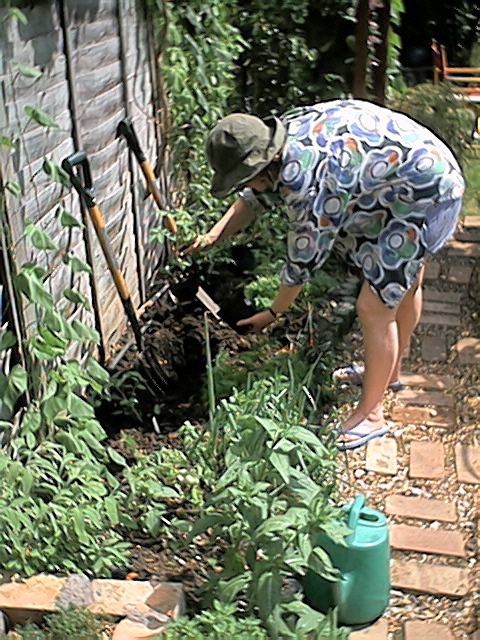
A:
[237,309,275,333]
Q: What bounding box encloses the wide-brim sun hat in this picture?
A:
[206,113,286,198]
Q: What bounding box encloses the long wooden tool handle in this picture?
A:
[62,152,144,351]
[117,118,177,235]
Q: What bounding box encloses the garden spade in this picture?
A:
[116,117,223,322]
[116,118,177,235]
[62,151,169,392]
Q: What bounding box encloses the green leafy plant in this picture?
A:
[1,606,104,640]
[391,82,475,165]
[157,601,268,639]
[178,354,349,640]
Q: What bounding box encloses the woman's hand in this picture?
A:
[237,309,275,333]
[181,234,215,256]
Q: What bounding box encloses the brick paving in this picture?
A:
[342,230,480,640]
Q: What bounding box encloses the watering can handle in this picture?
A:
[347,495,366,534]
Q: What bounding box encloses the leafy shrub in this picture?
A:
[391,82,475,165]
[156,601,268,640]
[1,607,103,640]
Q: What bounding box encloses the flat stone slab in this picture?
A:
[349,618,388,639]
[385,495,456,522]
[424,262,441,280]
[420,312,461,327]
[391,405,455,429]
[397,389,454,408]
[446,239,480,257]
[391,559,470,597]
[399,373,454,391]
[421,336,447,360]
[424,289,463,303]
[0,575,184,630]
[454,337,480,364]
[447,264,473,284]
[365,437,397,475]
[463,216,480,229]
[409,440,445,480]
[422,300,461,316]
[455,444,480,484]
[390,524,466,557]
[404,620,454,640]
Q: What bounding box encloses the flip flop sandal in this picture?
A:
[332,363,403,392]
[336,421,390,451]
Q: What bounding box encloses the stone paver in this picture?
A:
[447,240,480,257]
[399,373,454,391]
[447,264,473,284]
[409,440,445,480]
[420,312,462,327]
[390,524,466,557]
[424,262,441,279]
[463,216,480,228]
[422,300,461,316]
[421,336,447,360]
[423,289,463,303]
[391,405,456,429]
[349,618,388,639]
[455,337,480,364]
[385,495,456,522]
[391,559,470,597]
[397,389,454,408]
[365,437,397,475]
[455,444,480,484]
[404,620,454,640]
[0,575,184,631]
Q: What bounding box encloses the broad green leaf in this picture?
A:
[56,206,84,228]
[72,509,89,544]
[108,447,127,467]
[6,7,28,24]
[62,288,90,309]
[5,181,21,196]
[219,572,251,603]
[308,546,339,581]
[55,431,80,454]
[24,105,58,129]
[144,511,161,537]
[14,270,53,308]
[0,364,27,414]
[62,253,92,274]
[21,468,34,495]
[269,451,290,483]
[23,218,58,251]
[256,570,282,621]
[78,429,105,454]
[13,63,42,80]
[84,356,110,385]
[104,497,119,526]
[70,320,99,344]
[67,393,95,419]
[0,329,17,351]
[42,159,71,187]
[25,431,36,449]
[0,136,16,150]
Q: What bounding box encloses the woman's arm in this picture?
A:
[183,197,255,254]
[237,283,304,332]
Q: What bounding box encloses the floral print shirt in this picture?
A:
[240,99,465,308]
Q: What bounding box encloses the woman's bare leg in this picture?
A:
[389,264,425,384]
[341,281,398,433]
[341,266,425,438]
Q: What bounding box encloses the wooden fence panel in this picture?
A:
[0,0,164,362]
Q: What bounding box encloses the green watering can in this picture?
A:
[303,495,390,626]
